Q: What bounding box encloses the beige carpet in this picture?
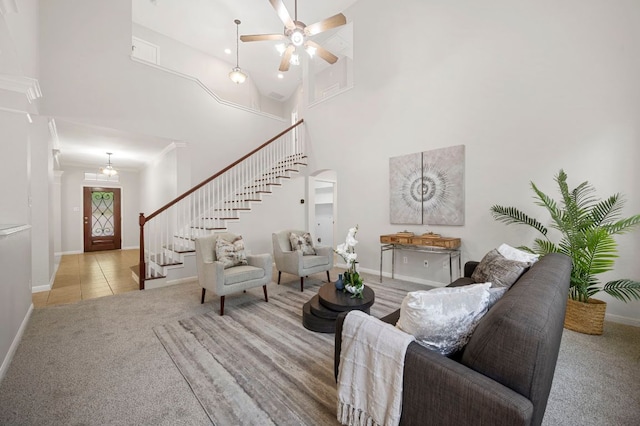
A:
[0,272,638,425]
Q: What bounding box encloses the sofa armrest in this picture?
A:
[464,261,480,278]
[335,311,533,426]
[400,344,533,426]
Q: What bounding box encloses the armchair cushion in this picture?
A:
[223,264,265,285]
[289,231,316,255]
[303,255,330,269]
[215,235,248,269]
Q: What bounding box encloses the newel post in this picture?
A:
[139,213,146,290]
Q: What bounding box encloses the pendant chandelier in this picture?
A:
[100,152,118,176]
[229,19,247,84]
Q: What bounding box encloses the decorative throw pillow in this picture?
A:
[471,249,530,289]
[289,232,316,255]
[215,235,248,269]
[396,283,492,355]
[497,243,540,264]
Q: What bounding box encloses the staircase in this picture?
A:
[135,120,305,289]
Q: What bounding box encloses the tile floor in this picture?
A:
[32,249,140,308]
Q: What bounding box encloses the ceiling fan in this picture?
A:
[240,0,347,72]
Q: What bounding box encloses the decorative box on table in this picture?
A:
[380,233,461,249]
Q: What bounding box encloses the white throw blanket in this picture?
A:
[337,310,415,426]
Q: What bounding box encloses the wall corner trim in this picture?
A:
[0,74,42,102]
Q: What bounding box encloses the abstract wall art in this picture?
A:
[389,145,465,226]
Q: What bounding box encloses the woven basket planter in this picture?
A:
[564,298,607,335]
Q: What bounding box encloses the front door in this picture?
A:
[83,187,122,252]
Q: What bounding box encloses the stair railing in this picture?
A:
[138,119,305,289]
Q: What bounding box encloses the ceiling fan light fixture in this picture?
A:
[229,19,247,84]
[275,43,287,55]
[305,45,316,58]
[290,30,304,46]
[289,53,300,66]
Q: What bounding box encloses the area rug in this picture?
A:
[153,281,409,425]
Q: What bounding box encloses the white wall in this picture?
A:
[224,175,307,256]
[139,144,180,215]
[29,115,55,290]
[132,24,284,118]
[60,167,141,252]
[304,0,640,323]
[0,0,38,383]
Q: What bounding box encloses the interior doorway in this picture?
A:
[83,187,122,252]
[309,170,337,251]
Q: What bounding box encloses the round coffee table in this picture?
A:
[302,282,375,333]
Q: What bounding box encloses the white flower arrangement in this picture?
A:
[335,225,364,298]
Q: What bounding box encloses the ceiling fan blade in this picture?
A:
[240,34,287,42]
[269,0,295,30]
[304,13,347,36]
[279,45,295,72]
[305,40,338,64]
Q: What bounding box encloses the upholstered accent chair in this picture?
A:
[272,229,333,292]
[195,233,272,315]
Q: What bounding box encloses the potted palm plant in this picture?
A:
[490,169,640,335]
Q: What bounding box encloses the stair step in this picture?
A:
[191,226,228,230]
[212,207,251,212]
[145,270,166,280]
[165,243,196,253]
[150,254,183,267]
[130,265,166,281]
[202,217,240,221]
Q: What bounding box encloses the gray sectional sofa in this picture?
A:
[335,252,572,426]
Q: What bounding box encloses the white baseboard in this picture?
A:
[605,313,640,327]
[32,284,51,293]
[0,303,33,383]
[121,246,139,250]
[56,250,82,255]
[166,276,197,286]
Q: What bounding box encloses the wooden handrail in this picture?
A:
[144,119,304,223]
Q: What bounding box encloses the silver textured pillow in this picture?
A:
[289,232,316,255]
[396,283,492,355]
[215,236,248,269]
[471,249,530,289]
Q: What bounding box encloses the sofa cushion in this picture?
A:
[215,235,248,269]
[471,249,530,289]
[396,283,492,355]
[498,243,540,264]
[289,232,316,255]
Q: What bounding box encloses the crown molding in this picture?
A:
[0,74,42,102]
[0,0,18,15]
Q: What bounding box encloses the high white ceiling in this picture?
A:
[132,0,358,101]
[55,0,357,171]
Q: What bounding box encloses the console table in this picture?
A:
[379,234,462,284]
